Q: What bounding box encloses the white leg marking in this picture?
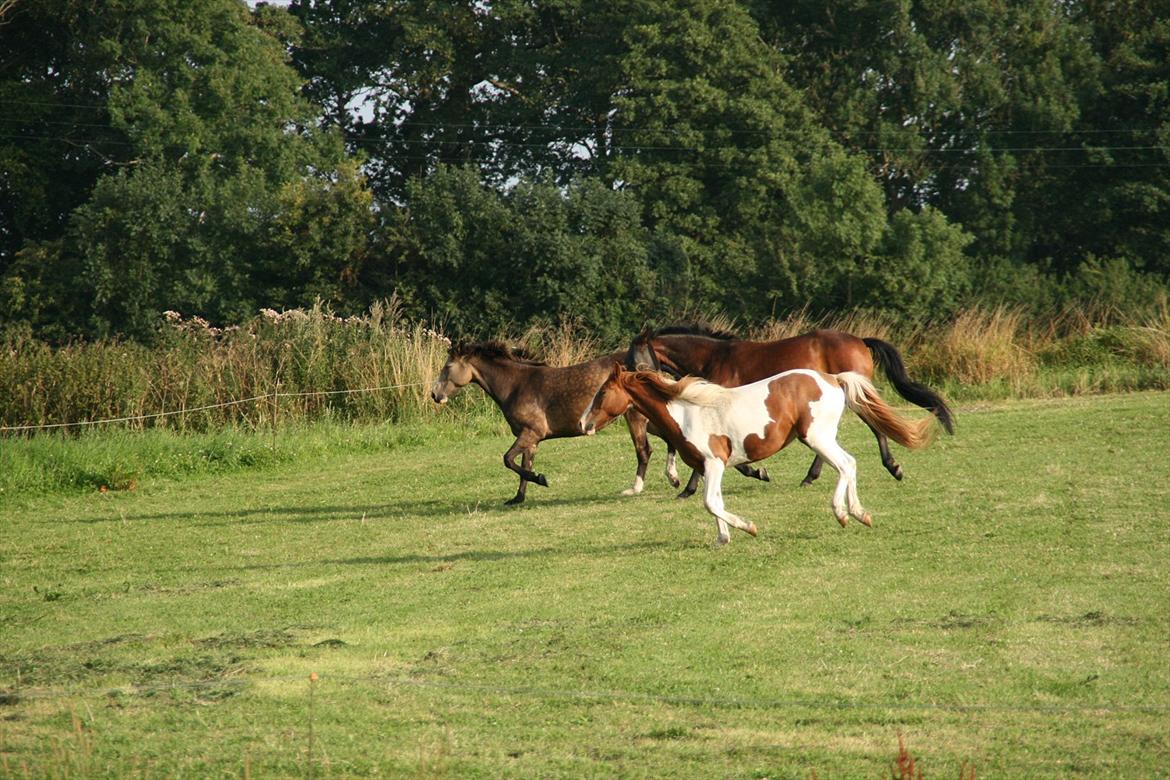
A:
[701,458,757,544]
[664,451,679,485]
[805,425,868,527]
[621,475,645,496]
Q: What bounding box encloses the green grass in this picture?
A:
[1,393,1168,777]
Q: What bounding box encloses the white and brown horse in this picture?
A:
[580,365,934,544]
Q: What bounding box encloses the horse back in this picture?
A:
[519,352,621,439]
[720,330,873,385]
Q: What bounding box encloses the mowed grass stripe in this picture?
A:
[1,392,1167,778]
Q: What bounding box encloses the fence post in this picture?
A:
[270,382,279,451]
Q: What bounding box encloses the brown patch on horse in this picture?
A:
[707,434,732,464]
[741,373,820,462]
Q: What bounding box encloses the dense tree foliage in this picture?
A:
[0,0,373,339]
[0,0,1165,342]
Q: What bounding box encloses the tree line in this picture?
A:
[1,0,1166,343]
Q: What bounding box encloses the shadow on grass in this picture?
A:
[54,491,643,526]
[226,538,679,571]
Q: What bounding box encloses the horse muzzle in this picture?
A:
[430,391,447,404]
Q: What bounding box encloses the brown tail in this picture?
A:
[835,372,935,449]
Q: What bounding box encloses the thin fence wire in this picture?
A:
[0,382,430,433]
[3,671,1167,717]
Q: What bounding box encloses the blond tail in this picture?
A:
[835,372,935,449]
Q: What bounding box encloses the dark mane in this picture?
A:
[450,341,548,365]
[652,324,740,341]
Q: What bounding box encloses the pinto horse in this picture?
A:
[626,326,953,496]
[580,365,934,544]
[431,342,658,504]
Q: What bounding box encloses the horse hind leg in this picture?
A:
[871,427,904,481]
[800,454,825,488]
[805,431,871,528]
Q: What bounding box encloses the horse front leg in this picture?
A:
[503,432,546,505]
[701,458,758,545]
[681,462,769,498]
[622,410,652,496]
[735,463,770,482]
[677,468,701,500]
[663,446,681,488]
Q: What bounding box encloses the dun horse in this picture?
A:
[431,342,658,504]
[580,364,935,545]
[626,326,953,496]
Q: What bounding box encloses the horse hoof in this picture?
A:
[800,479,815,488]
[835,514,848,528]
[745,522,758,538]
[534,474,549,487]
[668,477,681,488]
[758,468,770,483]
[860,513,873,528]
[504,496,525,506]
[715,535,730,546]
[676,490,695,500]
[620,487,641,496]
[892,465,904,481]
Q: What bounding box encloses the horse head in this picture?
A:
[579,363,632,435]
[625,330,661,372]
[430,344,476,403]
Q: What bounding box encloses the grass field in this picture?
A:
[1,392,1168,778]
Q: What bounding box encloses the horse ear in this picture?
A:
[611,361,624,378]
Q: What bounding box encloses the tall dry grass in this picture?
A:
[0,300,457,432]
[910,306,1037,388]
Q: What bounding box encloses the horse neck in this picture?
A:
[469,355,529,407]
[658,336,720,376]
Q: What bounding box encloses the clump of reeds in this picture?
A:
[911,306,1037,389]
[0,299,461,432]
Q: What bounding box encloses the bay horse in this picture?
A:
[431,341,658,504]
[626,326,953,496]
[580,364,935,544]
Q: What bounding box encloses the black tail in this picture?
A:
[863,338,955,435]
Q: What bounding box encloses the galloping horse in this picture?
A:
[431,342,658,504]
[580,364,935,545]
[626,326,953,496]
